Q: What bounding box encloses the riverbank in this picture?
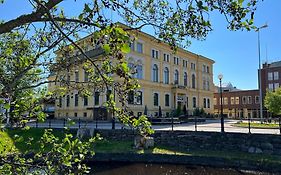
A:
[90,152,281,174]
[91,139,281,173]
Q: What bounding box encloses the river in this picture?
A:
[91,162,272,175]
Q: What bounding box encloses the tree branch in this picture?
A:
[0,0,63,34]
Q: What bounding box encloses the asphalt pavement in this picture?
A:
[27,119,281,135]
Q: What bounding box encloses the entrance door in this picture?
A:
[93,107,108,121]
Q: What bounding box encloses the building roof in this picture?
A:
[263,60,281,68]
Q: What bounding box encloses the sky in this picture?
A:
[0,0,280,90]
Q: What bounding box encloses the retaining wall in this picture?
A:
[94,129,281,155]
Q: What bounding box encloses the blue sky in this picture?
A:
[0,0,280,90]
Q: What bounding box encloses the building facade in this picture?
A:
[214,89,260,118]
[260,61,281,117]
[49,25,215,120]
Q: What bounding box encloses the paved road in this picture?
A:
[27,119,281,135]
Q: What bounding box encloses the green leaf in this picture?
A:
[121,44,130,54]
[103,44,110,54]
[238,0,244,5]
[3,103,10,110]
[84,4,91,13]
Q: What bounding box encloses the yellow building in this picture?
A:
[49,25,215,120]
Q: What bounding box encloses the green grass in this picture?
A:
[0,128,65,154]
[233,122,280,129]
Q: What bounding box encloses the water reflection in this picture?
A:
[91,162,271,175]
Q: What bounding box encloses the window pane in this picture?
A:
[137,42,143,53]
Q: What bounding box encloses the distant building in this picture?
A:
[260,61,281,117]
[214,83,260,118]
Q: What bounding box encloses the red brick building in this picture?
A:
[214,84,260,118]
[260,61,281,117]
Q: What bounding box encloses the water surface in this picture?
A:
[91,162,272,175]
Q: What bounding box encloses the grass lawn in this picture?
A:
[0,128,65,154]
[233,122,280,129]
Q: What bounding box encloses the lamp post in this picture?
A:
[218,74,224,132]
[256,24,268,123]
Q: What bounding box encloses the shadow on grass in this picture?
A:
[93,139,281,165]
[3,128,66,154]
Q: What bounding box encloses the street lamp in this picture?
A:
[256,24,268,123]
[218,74,224,132]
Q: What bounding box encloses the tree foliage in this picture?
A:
[264,88,281,116]
[0,0,262,174]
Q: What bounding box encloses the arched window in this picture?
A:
[152,64,159,82]
[174,69,179,84]
[192,74,196,89]
[164,67,169,84]
[184,72,188,86]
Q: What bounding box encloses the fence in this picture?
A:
[27,117,281,135]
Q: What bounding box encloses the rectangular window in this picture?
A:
[74,94,78,107]
[183,60,187,67]
[74,112,78,117]
[94,92,100,105]
[223,97,228,105]
[84,96,88,106]
[136,91,143,105]
[202,65,206,72]
[165,94,170,107]
[274,83,279,90]
[154,93,159,106]
[274,71,279,80]
[164,53,170,62]
[83,112,87,118]
[136,42,143,53]
[230,97,234,105]
[242,96,247,104]
[206,66,209,73]
[203,98,206,108]
[151,49,159,59]
[248,96,252,104]
[213,98,217,105]
[75,71,79,82]
[192,97,196,108]
[130,41,135,51]
[191,63,196,70]
[84,70,89,82]
[269,83,274,91]
[268,72,273,80]
[235,97,239,104]
[255,96,259,104]
[128,91,134,105]
[66,95,70,107]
